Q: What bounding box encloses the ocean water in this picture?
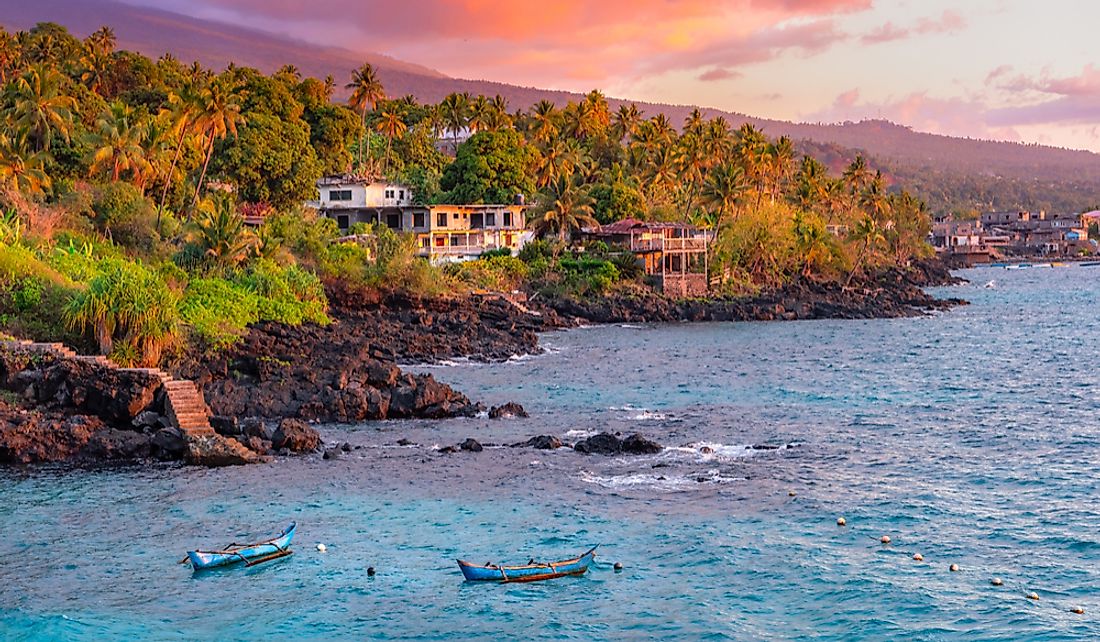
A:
[2,266,1099,641]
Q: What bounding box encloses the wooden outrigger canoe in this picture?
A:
[186,522,296,570]
[457,546,598,582]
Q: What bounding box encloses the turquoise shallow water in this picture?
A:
[2,266,1099,641]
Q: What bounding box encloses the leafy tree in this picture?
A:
[211,112,322,209]
[440,130,536,204]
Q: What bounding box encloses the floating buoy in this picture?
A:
[1071,606,1085,614]
[316,543,327,552]
[880,535,891,544]
[613,562,623,572]
[912,553,924,561]
[991,577,1003,586]
[1026,592,1039,601]
[367,566,376,577]
[949,563,959,572]
[836,517,846,526]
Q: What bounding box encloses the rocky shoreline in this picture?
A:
[0,260,966,467]
[539,260,966,325]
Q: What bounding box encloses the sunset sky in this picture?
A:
[127,0,1100,152]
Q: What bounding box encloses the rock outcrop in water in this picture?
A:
[541,261,966,324]
[573,432,663,455]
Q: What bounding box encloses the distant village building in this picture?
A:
[932,209,1095,265]
[308,174,530,263]
[584,218,712,297]
[435,127,474,156]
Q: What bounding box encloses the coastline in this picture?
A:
[0,259,966,467]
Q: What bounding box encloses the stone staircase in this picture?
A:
[2,340,214,438]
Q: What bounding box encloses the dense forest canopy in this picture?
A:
[0,21,934,366]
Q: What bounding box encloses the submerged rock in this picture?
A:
[458,438,483,452]
[271,418,321,453]
[514,435,563,450]
[489,402,529,419]
[573,432,623,455]
[621,434,663,454]
[574,432,662,455]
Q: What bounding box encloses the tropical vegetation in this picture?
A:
[0,21,935,366]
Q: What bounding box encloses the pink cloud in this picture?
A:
[860,9,967,45]
[861,22,908,44]
[698,68,743,82]
[807,89,1021,141]
[985,65,1100,126]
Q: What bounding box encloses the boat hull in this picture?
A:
[187,522,296,570]
[457,546,597,582]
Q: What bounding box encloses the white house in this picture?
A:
[308,175,531,263]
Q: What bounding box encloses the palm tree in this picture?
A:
[85,101,149,185]
[191,192,256,269]
[0,30,20,84]
[683,108,705,137]
[529,100,559,144]
[468,95,491,132]
[190,76,244,211]
[156,78,202,229]
[345,63,385,168]
[612,103,642,142]
[792,211,833,279]
[0,133,51,196]
[529,178,599,242]
[374,109,407,172]
[7,64,76,152]
[440,92,469,152]
[844,214,884,288]
[701,162,747,224]
[535,138,581,188]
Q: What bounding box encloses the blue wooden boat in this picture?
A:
[186,522,296,570]
[457,546,598,582]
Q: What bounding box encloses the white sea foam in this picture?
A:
[564,429,598,439]
[579,468,740,492]
[618,323,645,329]
[658,441,799,462]
[607,404,668,421]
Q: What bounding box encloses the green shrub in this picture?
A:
[445,255,529,291]
[64,257,181,366]
[180,278,261,349]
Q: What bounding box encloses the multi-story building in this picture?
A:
[309,175,530,262]
[584,218,712,297]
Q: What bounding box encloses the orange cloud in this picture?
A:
[154,0,871,86]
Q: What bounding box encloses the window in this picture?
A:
[414,212,425,228]
[399,190,405,200]
[436,212,447,227]
[486,212,496,226]
[471,213,484,229]
[503,211,513,227]
[386,213,401,229]
[337,215,349,229]
[329,189,352,201]
[385,189,394,198]
[453,213,460,220]
[434,236,445,247]
[450,235,461,246]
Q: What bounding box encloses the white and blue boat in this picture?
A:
[457,546,598,582]
[186,522,296,570]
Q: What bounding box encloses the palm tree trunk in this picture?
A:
[157,128,187,233]
[358,105,367,169]
[190,130,215,214]
[844,241,869,289]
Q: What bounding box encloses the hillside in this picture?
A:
[5,0,1100,214]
